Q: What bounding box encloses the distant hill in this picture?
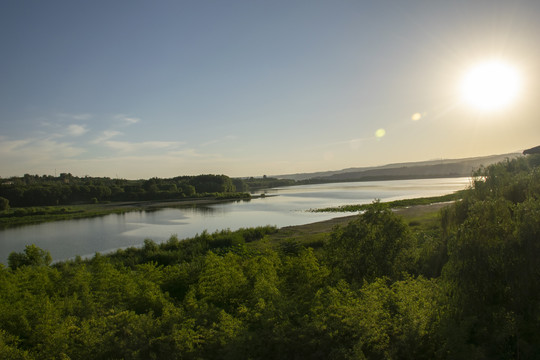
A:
[523,145,540,155]
[274,153,522,182]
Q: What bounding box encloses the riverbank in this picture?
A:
[309,190,465,212]
[0,189,456,230]
[0,195,266,228]
[256,201,454,251]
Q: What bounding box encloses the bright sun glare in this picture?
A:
[460,60,521,112]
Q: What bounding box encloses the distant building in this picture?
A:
[523,145,540,155]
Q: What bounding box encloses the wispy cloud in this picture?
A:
[298,136,371,151]
[201,135,237,147]
[0,137,32,153]
[54,151,234,179]
[114,114,141,125]
[67,124,89,136]
[58,113,93,121]
[92,130,122,144]
[0,136,86,172]
[0,135,228,178]
[103,140,185,153]
[168,148,222,159]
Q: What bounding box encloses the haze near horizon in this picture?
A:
[1,0,539,179]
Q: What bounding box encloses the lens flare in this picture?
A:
[375,128,386,138]
[411,112,422,121]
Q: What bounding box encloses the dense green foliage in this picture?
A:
[0,196,9,211]
[242,176,296,191]
[0,205,139,229]
[1,155,540,359]
[0,173,245,207]
[7,244,52,270]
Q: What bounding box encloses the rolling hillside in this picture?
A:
[274,153,521,182]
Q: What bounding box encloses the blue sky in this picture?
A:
[1,0,539,179]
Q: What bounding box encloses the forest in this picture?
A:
[0,174,248,208]
[1,154,539,359]
[0,173,299,210]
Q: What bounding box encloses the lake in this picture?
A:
[0,177,470,263]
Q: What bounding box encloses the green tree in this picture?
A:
[8,245,52,270]
[438,156,540,358]
[190,174,235,193]
[179,183,196,197]
[0,329,31,359]
[232,178,248,192]
[325,202,413,283]
[0,197,8,211]
[308,277,442,359]
[197,252,247,309]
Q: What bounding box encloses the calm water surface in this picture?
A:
[0,178,470,263]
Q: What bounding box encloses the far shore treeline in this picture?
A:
[0,170,484,211]
[0,174,296,209]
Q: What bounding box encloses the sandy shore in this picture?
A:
[277,201,454,235]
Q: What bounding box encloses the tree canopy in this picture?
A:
[0,173,247,207]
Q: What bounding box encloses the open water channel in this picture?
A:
[0,177,471,263]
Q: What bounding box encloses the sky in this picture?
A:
[1,0,539,179]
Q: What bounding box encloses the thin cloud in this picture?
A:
[349,137,368,150]
[92,130,122,144]
[0,136,85,170]
[124,117,140,124]
[0,135,224,178]
[201,135,237,147]
[104,140,185,153]
[67,124,89,136]
[168,148,222,159]
[306,136,371,151]
[114,114,141,125]
[51,152,235,179]
[58,113,93,121]
[0,138,33,153]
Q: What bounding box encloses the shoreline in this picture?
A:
[0,195,270,229]
[99,195,267,209]
[0,192,455,230]
[279,201,452,233]
[2,199,456,264]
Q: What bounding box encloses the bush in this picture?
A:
[0,197,9,211]
[7,244,52,270]
[325,201,413,283]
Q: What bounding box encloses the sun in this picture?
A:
[460,60,521,111]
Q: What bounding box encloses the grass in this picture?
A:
[255,200,453,252]
[395,203,446,231]
[0,204,139,228]
[0,194,259,228]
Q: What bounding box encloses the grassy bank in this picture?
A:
[0,195,253,228]
[255,200,450,252]
[0,204,138,228]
